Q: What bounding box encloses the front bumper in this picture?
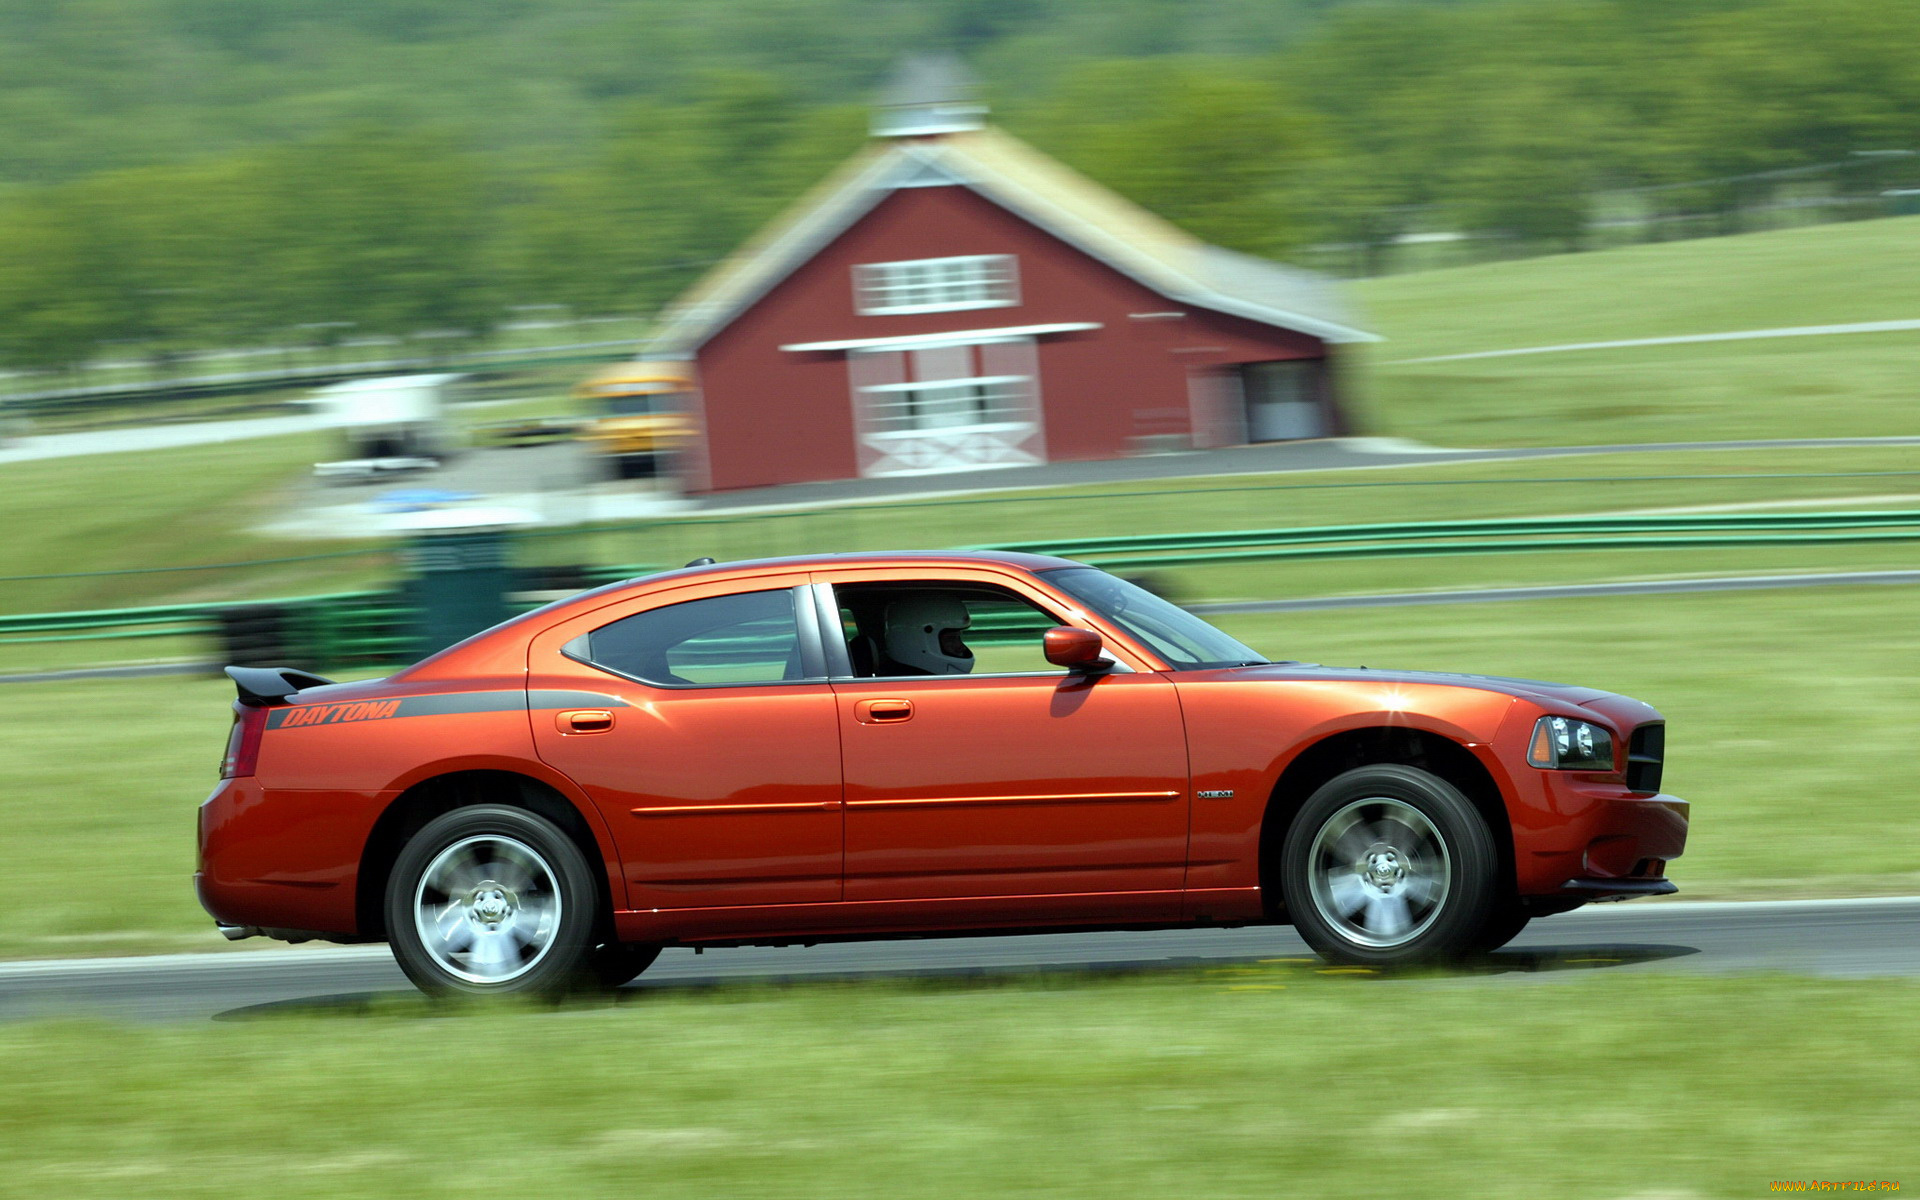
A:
[1559,876,1679,901]
[1509,780,1690,898]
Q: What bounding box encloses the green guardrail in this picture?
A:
[1068,528,1920,572]
[4,509,1919,665]
[0,591,402,666]
[975,509,1920,560]
[0,600,239,637]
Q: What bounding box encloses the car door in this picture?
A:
[817,569,1190,917]
[526,578,843,912]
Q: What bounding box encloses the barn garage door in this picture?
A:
[1241,359,1328,442]
[847,338,1047,477]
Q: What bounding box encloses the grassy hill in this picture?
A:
[1353,216,1920,447]
[9,214,1920,647]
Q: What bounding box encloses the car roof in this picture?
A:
[632,548,1082,587]
[395,549,1087,681]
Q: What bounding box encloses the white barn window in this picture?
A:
[853,255,1018,315]
[859,373,1030,433]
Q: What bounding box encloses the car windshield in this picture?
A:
[1040,567,1266,671]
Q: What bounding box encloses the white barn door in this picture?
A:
[847,338,1047,477]
[1241,360,1328,442]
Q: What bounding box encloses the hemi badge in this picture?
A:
[1196,789,1235,799]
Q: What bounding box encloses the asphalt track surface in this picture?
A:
[1386,315,1920,364]
[686,435,1920,511]
[1,898,1912,1023]
[1187,569,1920,615]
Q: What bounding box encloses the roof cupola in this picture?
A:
[871,53,986,139]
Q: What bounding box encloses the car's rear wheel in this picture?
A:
[1281,765,1500,967]
[385,805,599,999]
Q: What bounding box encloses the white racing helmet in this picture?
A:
[882,593,974,675]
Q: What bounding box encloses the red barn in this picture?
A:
[648,58,1375,495]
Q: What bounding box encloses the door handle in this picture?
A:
[855,698,913,724]
[557,709,614,734]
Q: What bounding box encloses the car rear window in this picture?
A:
[582,589,805,686]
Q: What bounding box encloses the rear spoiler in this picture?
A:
[225,665,337,707]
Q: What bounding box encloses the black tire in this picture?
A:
[385,804,601,999]
[1280,765,1501,967]
[588,941,663,989]
[1472,903,1531,954]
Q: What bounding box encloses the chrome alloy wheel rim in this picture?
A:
[1307,797,1451,949]
[413,835,563,984]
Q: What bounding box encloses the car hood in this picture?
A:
[1226,662,1620,709]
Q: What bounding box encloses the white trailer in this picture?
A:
[308,373,460,480]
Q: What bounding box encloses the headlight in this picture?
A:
[1527,716,1615,770]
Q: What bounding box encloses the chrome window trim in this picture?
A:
[815,579,1133,682]
[791,583,829,680]
[562,584,828,691]
[839,666,1132,682]
[810,582,854,678]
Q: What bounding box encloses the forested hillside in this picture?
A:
[2,0,1917,374]
[0,0,1393,183]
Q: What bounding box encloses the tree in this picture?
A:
[497,73,864,316]
[241,127,498,341]
[1010,58,1326,256]
[0,200,115,372]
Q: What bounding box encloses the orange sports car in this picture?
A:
[197,551,1687,997]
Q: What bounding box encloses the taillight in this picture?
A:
[220,704,268,778]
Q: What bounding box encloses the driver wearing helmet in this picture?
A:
[880,593,974,676]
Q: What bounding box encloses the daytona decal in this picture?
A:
[272,698,403,728]
[266,690,630,730]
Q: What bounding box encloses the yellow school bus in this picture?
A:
[573,362,697,479]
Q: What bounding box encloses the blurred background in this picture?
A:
[3,0,1918,382]
[1,2,1917,1196]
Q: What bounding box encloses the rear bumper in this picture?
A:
[196,776,377,938]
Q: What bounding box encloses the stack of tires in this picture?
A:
[216,604,294,668]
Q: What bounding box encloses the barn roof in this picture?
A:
[646,125,1376,356]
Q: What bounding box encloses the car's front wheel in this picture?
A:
[1472,902,1531,954]
[1281,765,1501,967]
[385,805,600,999]
[588,941,662,989]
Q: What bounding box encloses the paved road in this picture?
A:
[2,898,1912,1023]
[1189,569,1920,615]
[9,402,1913,494]
[0,413,333,464]
[691,436,1920,512]
[1388,315,1920,364]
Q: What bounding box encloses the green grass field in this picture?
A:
[4,582,1915,961]
[3,174,1916,1200]
[6,211,1920,637]
[8,436,1919,619]
[1353,214,1920,446]
[1358,217,1920,359]
[0,432,394,615]
[0,971,1910,1198]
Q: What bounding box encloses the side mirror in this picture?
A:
[1044,626,1111,673]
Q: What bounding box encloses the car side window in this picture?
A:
[833,582,1066,678]
[580,589,806,686]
